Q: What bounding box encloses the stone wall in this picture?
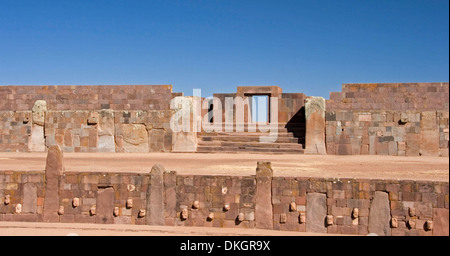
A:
[326,83,449,156]
[0,85,175,111]
[0,109,174,153]
[1,148,448,235]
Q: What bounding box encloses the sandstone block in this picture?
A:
[368,191,391,236]
[255,162,273,230]
[304,97,326,154]
[121,124,149,152]
[306,193,327,233]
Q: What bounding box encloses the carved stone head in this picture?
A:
[113,207,120,217]
[181,208,188,220]
[72,197,80,208]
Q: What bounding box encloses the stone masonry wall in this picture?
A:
[326,83,449,156]
[0,85,174,111]
[1,149,448,236]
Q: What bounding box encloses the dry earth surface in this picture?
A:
[0,152,448,181]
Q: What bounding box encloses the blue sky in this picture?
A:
[0,0,448,98]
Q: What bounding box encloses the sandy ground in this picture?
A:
[0,221,345,236]
[0,152,448,182]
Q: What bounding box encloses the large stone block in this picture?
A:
[304,97,326,154]
[121,124,149,152]
[306,193,327,233]
[28,125,45,152]
[368,191,391,236]
[43,145,64,222]
[420,111,439,156]
[432,208,449,236]
[255,162,273,230]
[148,128,166,152]
[170,96,197,152]
[22,183,37,213]
[146,164,165,225]
[96,187,115,224]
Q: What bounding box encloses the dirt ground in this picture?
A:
[0,152,448,182]
[0,221,345,236]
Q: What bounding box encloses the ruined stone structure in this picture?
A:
[1,82,447,155]
[0,146,448,236]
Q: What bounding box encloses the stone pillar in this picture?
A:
[43,145,64,222]
[146,164,165,225]
[368,191,391,236]
[29,100,46,152]
[97,109,115,152]
[420,111,439,156]
[164,170,177,224]
[304,97,326,154]
[255,161,273,230]
[170,96,198,152]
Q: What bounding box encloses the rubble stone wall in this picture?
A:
[326,83,449,156]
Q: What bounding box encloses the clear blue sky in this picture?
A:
[0,0,448,98]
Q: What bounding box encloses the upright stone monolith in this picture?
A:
[43,145,64,222]
[146,164,165,225]
[255,161,273,230]
[304,97,326,154]
[368,191,391,236]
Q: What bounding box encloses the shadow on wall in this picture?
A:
[285,106,306,146]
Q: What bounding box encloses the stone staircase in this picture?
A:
[196,123,305,154]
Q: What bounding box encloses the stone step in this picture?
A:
[200,127,305,133]
[196,145,304,154]
[198,140,303,149]
[198,135,299,143]
[221,141,303,149]
[199,131,296,138]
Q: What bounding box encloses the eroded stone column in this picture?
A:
[255,161,273,230]
[304,97,326,154]
[146,164,165,225]
[43,145,64,222]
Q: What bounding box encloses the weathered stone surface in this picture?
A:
[28,125,45,152]
[22,183,37,213]
[148,128,166,152]
[368,191,391,236]
[146,164,165,225]
[172,132,197,152]
[43,145,64,222]
[32,100,47,126]
[304,97,326,154]
[420,111,439,156]
[96,187,114,224]
[170,96,197,152]
[255,162,273,230]
[98,109,115,136]
[121,124,149,152]
[432,208,449,236]
[98,135,115,152]
[306,193,327,233]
